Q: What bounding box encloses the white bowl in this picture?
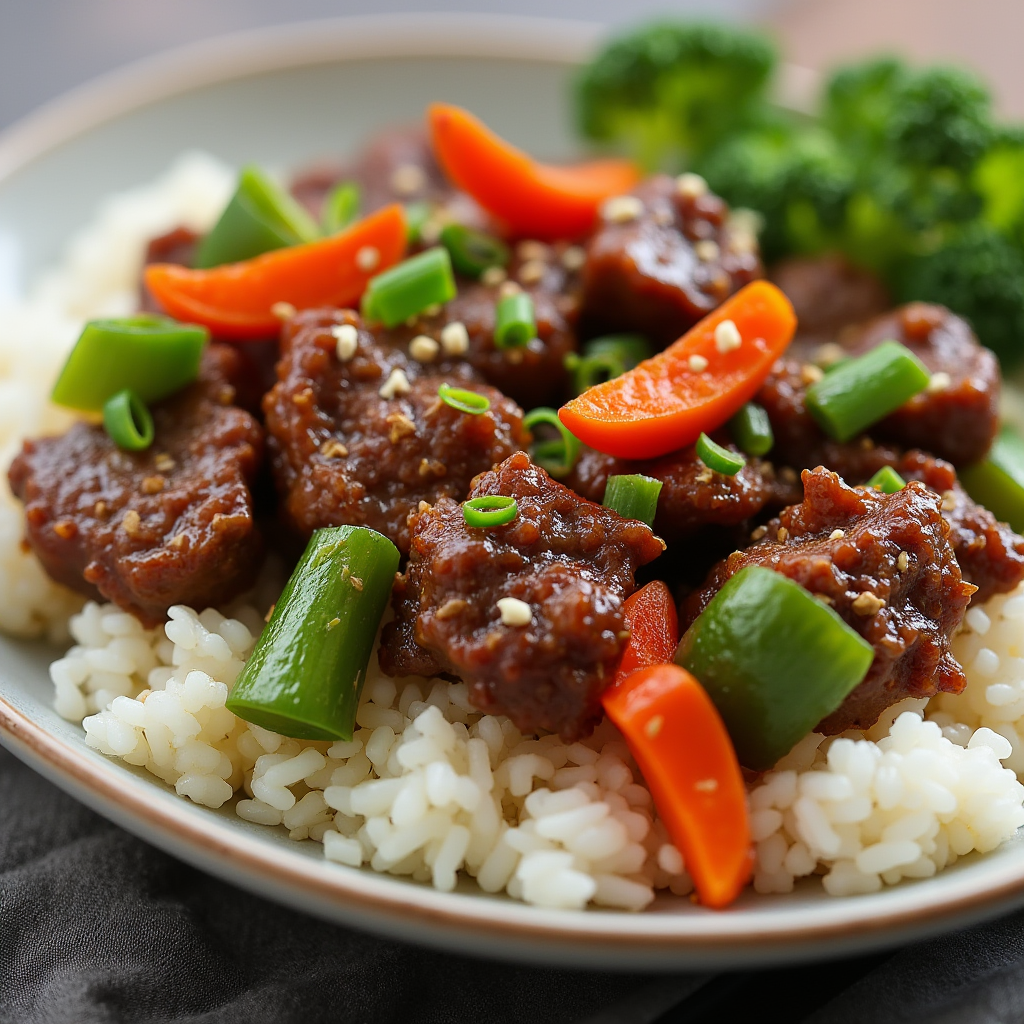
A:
[2,13,1023,970]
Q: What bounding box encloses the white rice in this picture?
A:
[3,155,1024,910]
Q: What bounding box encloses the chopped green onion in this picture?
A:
[805,340,931,443]
[438,382,490,415]
[676,565,874,771]
[463,495,518,527]
[696,433,746,476]
[321,181,360,234]
[51,316,208,412]
[440,223,510,278]
[565,334,651,395]
[226,526,400,740]
[865,466,906,494]
[361,247,456,327]
[523,407,581,478]
[960,426,1024,532]
[494,292,536,350]
[729,402,774,457]
[602,474,663,527]
[195,165,319,268]
[102,389,154,452]
[404,201,433,244]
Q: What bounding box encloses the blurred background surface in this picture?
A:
[1,0,1022,130]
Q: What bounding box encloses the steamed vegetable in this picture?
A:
[226,526,400,740]
[558,281,796,459]
[429,103,640,240]
[676,565,874,771]
[145,205,407,339]
[601,474,663,526]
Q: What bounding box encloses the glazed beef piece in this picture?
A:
[769,254,890,356]
[263,308,528,553]
[898,450,1024,603]
[579,174,761,348]
[843,303,1000,466]
[8,346,264,627]
[380,452,665,740]
[682,468,975,734]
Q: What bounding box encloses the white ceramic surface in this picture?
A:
[2,14,1023,970]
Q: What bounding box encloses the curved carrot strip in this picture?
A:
[616,581,679,683]
[559,281,797,459]
[602,663,753,909]
[144,205,407,339]
[429,103,639,241]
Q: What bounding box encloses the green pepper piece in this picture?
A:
[960,425,1024,532]
[195,165,319,268]
[321,181,361,235]
[602,473,663,527]
[865,466,906,494]
[50,315,208,412]
[676,565,874,771]
[226,526,400,740]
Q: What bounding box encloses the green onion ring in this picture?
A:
[441,223,510,278]
[463,495,518,528]
[438,383,491,415]
[494,292,536,350]
[103,389,155,452]
[696,432,746,476]
[523,407,581,478]
[602,474,663,527]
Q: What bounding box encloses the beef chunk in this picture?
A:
[682,468,974,735]
[898,450,1024,603]
[843,303,1000,466]
[769,254,891,354]
[579,174,761,348]
[379,451,665,740]
[140,226,199,313]
[263,309,528,553]
[8,346,264,627]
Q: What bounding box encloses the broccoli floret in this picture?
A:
[575,21,776,171]
[976,126,1024,245]
[899,224,1024,367]
[823,56,908,160]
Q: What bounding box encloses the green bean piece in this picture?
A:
[440,223,510,278]
[729,402,774,457]
[805,340,930,442]
[321,181,361,234]
[865,466,906,494]
[102,390,154,452]
[195,165,319,268]
[961,426,1024,532]
[226,526,400,740]
[361,247,456,327]
[602,474,663,527]
[676,565,874,771]
[51,315,208,412]
[494,292,536,349]
[696,432,746,476]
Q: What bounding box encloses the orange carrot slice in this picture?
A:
[616,581,679,684]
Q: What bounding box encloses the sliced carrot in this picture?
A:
[428,103,640,241]
[144,204,407,339]
[616,581,679,684]
[559,281,797,459]
[602,663,753,909]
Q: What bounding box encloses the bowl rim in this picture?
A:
[0,12,1021,968]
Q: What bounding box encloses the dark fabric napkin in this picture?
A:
[1,745,1022,1024]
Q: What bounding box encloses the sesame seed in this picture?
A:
[676,172,708,199]
[941,490,958,511]
[386,411,417,443]
[651,207,674,227]
[694,778,719,793]
[154,453,175,473]
[777,527,789,542]
[326,617,341,631]
[714,319,742,353]
[356,246,380,272]
[852,591,886,616]
[409,335,439,362]
[481,266,507,287]
[601,195,644,223]
[378,368,411,400]
[350,576,363,591]
[93,501,108,518]
[727,232,758,256]
[140,475,165,495]
[898,551,909,571]
[122,510,142,537]
[751,525,768,541]
[829,529,846,540]
[53,520,76,540]
[517,259,546,285]
[498,280,522,299]
[271,301,296,321]
[644,715,664,738]
[516,240,549,262]
[332,323,359,361]
[560,245,586,272]
[688,354,709,372]
[800,363,825,385]
[813,342,846,368]
[927,371,952,394]
[168,534,187,550]
[440,321,470,355]
[436,598,468,620]
[695,467,714,484]
[694,240,720,263]
[389,163,427,196]
[497,597,532,627]
[263,603,276,622]
[320,439,349,458]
